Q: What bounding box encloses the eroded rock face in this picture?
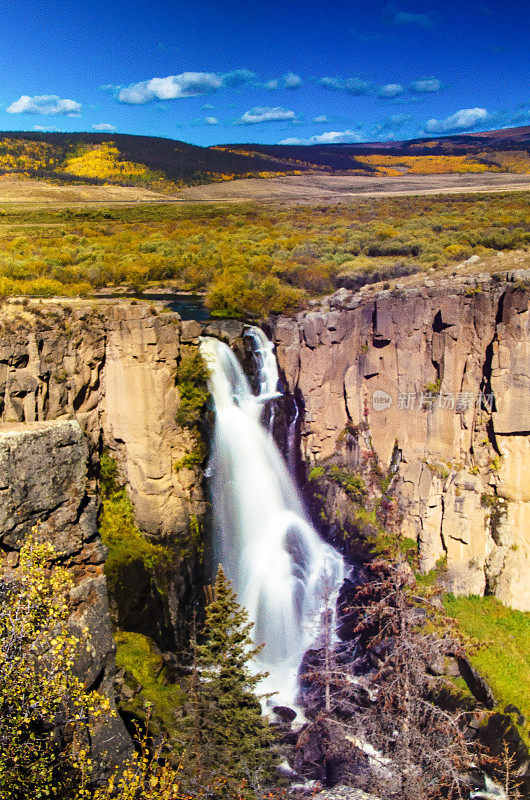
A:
[272,277,530,610]
[0,419,132,771]
[0,303,205,539]
[102,307,204,536]
[0,419,93,551]
[1,288,528,612]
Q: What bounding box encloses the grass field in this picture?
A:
[0,190,528,317]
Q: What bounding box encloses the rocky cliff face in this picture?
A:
[1,283,528,615]
[0,302,204,538]
[0,302,249,654]
[0,419,132,769]
[271,273,530,611]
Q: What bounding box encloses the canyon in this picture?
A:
[0,265,528,784]
[0,269,530,792]
[1,267,529,621]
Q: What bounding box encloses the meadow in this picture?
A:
[0,191,528,318]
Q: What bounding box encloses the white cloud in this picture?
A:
[117,69,300,103]
[283,72,302,89]
[119,73,221,103]
[387,113,412,126]
[384,6,433,27]
[205,116,218,125]
[92,123,117,132]
[263,73,301,91]
[313,115,327,123]
[319,76,371,95]
[222,69,255,87]
[409,78,442,93]
[118,70,255,103]
[7,94,82,115]
[279,129,363,145]
[237,106,296,124]
[425,107,489,133]
[379,83,404,98]
[278,137,308,145]
[33,125,62,132]
[372,114,413,136]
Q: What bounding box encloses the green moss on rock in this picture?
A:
[115,630,184,740]
[99,452,171,600]
[175,350,209,428]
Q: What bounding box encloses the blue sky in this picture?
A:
[0,0,528,146]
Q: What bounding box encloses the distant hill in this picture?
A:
[219,126,530,176]
[0,126,528,192]
[0,132,299,192]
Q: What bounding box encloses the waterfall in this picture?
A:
[200,333,345,710]
[287,397,300,476]
[244,326,281,400]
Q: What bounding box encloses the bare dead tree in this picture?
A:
[302,562,479,799]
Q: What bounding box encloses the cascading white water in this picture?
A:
[200,332,345,710]
[244,326,280,400]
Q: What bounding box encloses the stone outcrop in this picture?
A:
[0,302,205,538]
[103,307,203,536]
[271,274,530,610]
[0,419,132,770]
[0,302,244,653]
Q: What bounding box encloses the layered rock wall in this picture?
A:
[0,303,204,538]
[272,276,530,610]
[0,419,132,768]
[1,288,528,612]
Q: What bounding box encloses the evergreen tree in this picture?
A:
[189,566,278,796]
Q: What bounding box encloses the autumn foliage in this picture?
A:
[0,193,528,317]
[0,536,279,800]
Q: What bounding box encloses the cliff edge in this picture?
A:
[272,271,530,609]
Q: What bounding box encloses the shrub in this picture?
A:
[327,465,366,502]
[0,533,109,799]
[175,351,209,428]
[114,631,183,738]
[0,193,527,318]
[98,452,170,599]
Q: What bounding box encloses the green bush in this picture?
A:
[114,630,183,738]
[308,465,325,481]
[173,437,206,471]
[327,465,366,502]
[175,351,209,428]
[98,452,170,599]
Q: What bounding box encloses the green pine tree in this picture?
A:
[189,565,278,796]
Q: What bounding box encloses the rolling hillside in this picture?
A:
[0,126,528,194]
[220,125,530,176]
